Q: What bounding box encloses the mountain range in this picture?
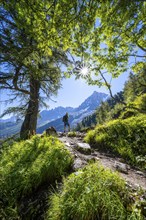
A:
[0,91,108,138]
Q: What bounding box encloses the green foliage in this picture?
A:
[132,94,146,112]
[120,94,146,119]
[1,1,73,137]
[136,156,146,169]
[108,103,125,119]
[95,93,125,125]
[0,135,73,219]
[75,112,97,131]
[85,115,146,168]
[120,109,138,119]
[78,1,146,92]
[124,70,146,104]
[47,163,144,220]
[68,131,77,137]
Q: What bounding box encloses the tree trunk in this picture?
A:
[20,77,40,139]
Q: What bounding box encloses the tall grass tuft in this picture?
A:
[47,163,143,220]
[0,135,73,219]
[85,115,146,168]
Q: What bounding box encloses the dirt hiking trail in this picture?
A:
[58,132,146,190]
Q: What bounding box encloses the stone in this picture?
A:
[58,132,64,137]
[73,158,87,170]
[76,142,91,155]
[46,126,57,136]
[91,152,98,157]
[74,153,78,158]
[136,171,145,176]
[65,142,71,147]
[94,156,100,161]
[86,156,100,163]
[114,161,128,174]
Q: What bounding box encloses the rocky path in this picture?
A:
[58,132,146,191]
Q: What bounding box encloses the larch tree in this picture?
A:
[0,5,69,139]
[0,0,98,139]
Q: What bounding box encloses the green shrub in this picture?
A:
[84,129,96,144]
[47,163,143,220]
[120,109,138,119]
[0,135,73,219]
[121,94,146,119]
[132,94,146,112]
[68,131,77,137]
[85,115,146,168]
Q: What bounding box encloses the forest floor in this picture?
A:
[58,132,146,191]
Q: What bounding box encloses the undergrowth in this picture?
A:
[85,115,146,169]
[47,163,144,220]
[0,135,73,219]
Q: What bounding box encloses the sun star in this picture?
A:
[80,66,89,76]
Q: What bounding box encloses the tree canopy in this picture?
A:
[73,0,146,92]
[0,0,145,138]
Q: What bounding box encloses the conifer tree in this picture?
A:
[0,0,97,139]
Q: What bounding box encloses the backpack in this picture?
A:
[62,114,68,122]
[62,115,65,122]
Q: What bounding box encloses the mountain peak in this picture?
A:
[1,91,108,137]
[76,91,108,111]
[92,91,108,96]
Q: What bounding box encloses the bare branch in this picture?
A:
[0,84,30,94]
[99,69,126,105]
[128,54,146,58]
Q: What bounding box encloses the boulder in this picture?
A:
[46,126,57,136]
[57,132,64,137]
[76,142,91,155]
[136,171,145,176]
[114,161,128,174]
[65,142,71,147]
[73,158,87,170]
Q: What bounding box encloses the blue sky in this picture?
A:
[47,71,129,109]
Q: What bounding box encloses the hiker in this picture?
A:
[62,112,70,132]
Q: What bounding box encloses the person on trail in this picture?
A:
[62,112,70,132]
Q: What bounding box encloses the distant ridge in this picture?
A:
[0,91,108,138]
[37,91,108,133]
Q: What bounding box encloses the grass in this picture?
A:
[68,131,77,137]
[47,163,144,220]
[0,135,73,219]
[84,114,146,169]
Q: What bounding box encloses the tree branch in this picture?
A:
[136,42,146,52]
[0,84,30,94]
[98,69,126,105]
[128,54,146,58]
[13,67,21,90]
